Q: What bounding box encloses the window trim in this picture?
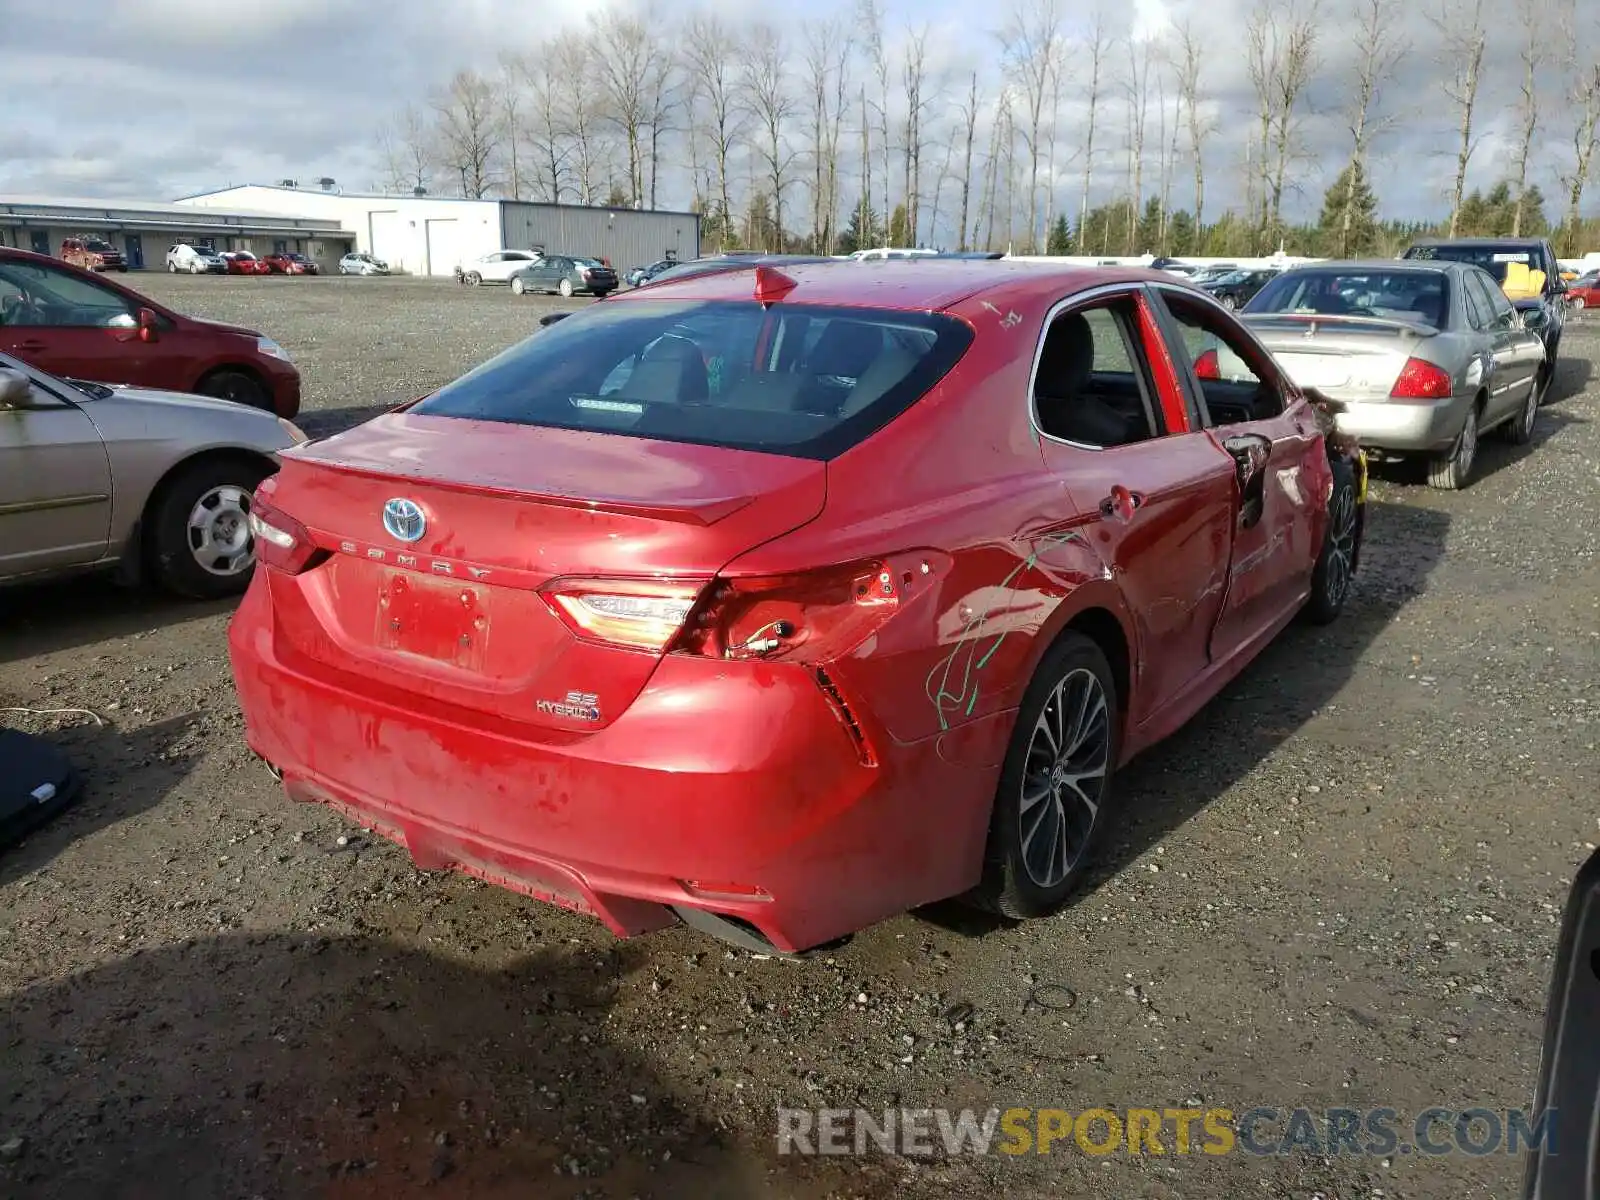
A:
[1024,283,1172,453]
[1147,282,1289,430]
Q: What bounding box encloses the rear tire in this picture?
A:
[168,261,178,273]
[511,276,527,295]
[1427,403,1478,490]
[196,368,272,412]
[1502,375,1541,444]
[145,456,273,599]
[967,633,1119,920]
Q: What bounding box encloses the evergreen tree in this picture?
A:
[1046,213,1072,254]
[1318,162,1381,258]
[835,199,884,255]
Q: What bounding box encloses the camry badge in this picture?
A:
[382,498,427,543]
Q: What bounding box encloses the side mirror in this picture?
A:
[137,307,159,343]
[0,368,31,409]
[539,312,571,328]
[1523,308,1548,333]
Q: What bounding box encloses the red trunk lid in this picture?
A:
[258,414,826,734]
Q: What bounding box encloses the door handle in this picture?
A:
[16,340,46,352]
[1099,486,1144,521]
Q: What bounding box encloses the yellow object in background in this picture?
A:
[1502,261,1545,300]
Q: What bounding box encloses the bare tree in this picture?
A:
[804,20,837,249]
[824,29,851,252]
[642,39,682,211]
[741,24,799,249]
[433,69,502,198]
[857,0,894,237]
[590,10,653,205]
[516,47,570,203]
[901,25,933,243]
[957,72,982,250]
[1558,0,1600,252]
[981,87,1013,250]
[552,31,604,205]
[685,15,745,246]
[497,55,527,201]
[1122,33,1152,253]
[1337,0,1406,256]
[1079,10,1110,244]
[1173,20,1213,241]
[1001,0,1063,253]
[1511,2,1544,236]
[859,84,874,249]
[1247,0,1320,248]
[378,104,434,195]
[1430,0,1487,238]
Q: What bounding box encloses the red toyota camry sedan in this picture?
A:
[229,261,1366,954]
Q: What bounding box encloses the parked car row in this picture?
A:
[166,245,323,275]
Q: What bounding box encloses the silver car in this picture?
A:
[0,352,304,597]
[1239,260,1545,489]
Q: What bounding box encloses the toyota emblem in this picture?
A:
[382,498,427,543]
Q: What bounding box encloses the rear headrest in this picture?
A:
[807,320,884,378]
[1036,312,1095,397]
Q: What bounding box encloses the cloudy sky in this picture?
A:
[4,0,1597,240]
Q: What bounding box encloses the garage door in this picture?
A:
[425,219,460,278]
[369,210,406,272]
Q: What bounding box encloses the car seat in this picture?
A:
[619,334,709,405]
[1034,313,1143,446]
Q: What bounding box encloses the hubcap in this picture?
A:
[187,485,255,577]
[1324,482,1357,607]
[1019,669,1110,888]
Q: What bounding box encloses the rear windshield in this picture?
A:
[1249,269,1451,326]
[1402,243,1548,283]
[411,299,974,460]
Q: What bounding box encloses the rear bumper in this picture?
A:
[226,581,997,952]
[1334,394,1469,454]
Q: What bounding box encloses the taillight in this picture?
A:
[247,495,321,574]
[1389,356,1453,400]
[675,561,901,663]
[541,578,706,652]
[1194,349,1221,379]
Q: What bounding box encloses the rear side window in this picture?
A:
[412,299,974,459]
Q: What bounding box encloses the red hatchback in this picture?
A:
[229,262,1366,954]
[0,247,300,416]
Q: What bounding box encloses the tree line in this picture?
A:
[377,0,1600,258]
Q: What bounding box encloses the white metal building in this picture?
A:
[175,185,702,277]
[0,196,353,270]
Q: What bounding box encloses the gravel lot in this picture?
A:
[2,274,1597,1199]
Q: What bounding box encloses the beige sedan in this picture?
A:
[0,352,304,598]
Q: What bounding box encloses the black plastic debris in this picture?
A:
[0,728,82,851]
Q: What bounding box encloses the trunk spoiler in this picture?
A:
[1244,313,1440,336]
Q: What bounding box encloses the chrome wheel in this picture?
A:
[187,485,255,577]
[1019,668,1110,888]
[1323,481,1357,610]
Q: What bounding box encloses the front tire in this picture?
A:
[467,271,482,286]
[558,278,574,298]
[967,633,1119,920]
[1428,403,1478,490]
[1303,455,1358,625]
[196,368,271,412]
[511,276,527,295]
[145,456,273,599]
